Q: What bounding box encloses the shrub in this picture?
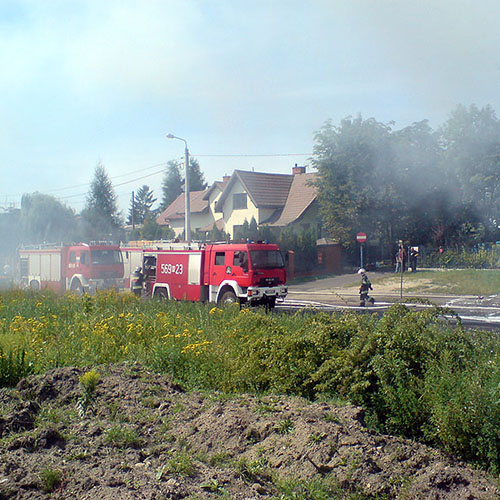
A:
[227,310,365,397]
[77,369,100,417]
[425,347,500,472]
[422,247,500,269]
[311,304,474,438]
[0,347,33,387]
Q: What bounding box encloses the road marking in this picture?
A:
[277,299,500,326]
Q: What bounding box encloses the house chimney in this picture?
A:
[223,175,231,182]
[292,164,306,175]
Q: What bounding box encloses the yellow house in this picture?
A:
[155,177,230,237]
[156,166,319,239]
[214,170,293,237]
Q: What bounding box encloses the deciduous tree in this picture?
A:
[439,104,500,241]
[20,193,77,244]
[312,116,393,252]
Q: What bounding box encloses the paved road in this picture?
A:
[278,272,500,329]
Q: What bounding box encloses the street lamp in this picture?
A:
[166,133,190,242]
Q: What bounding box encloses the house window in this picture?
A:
[233,192,247,210]
[215,252,225,266]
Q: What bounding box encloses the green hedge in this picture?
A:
[422,247,500,269]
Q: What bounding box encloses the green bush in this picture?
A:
[422,247,500,269]
[226,310,365,397]
[0,347,33,387]
[425,346,500,472]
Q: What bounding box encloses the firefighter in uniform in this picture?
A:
[358,268,375,307]
[131,266,144,297]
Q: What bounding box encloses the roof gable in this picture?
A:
[202,180,229,201]
[217,170,294,210]
[268,173,318,226]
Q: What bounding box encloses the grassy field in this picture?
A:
[363,269,500,296]
[1,289,500,473]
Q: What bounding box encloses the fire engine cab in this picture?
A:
[124,242,288,308]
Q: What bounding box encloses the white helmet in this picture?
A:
[357,268,366,274]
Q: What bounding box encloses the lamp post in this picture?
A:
[166,133,190,242]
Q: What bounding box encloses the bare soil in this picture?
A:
[0,364,498,499]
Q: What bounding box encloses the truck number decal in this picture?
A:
[161,263,184,275]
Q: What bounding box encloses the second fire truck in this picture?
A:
[123,241,288,308]
[19,242,125,294]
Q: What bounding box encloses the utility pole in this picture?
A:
[166,134,191,242]
[184,143,190,242]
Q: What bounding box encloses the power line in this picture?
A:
[3,152,313,201]
[195,153,311,157]
[43,161,169,194]
[58,168,167,200]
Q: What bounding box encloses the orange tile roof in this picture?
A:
[198,218,225,233]
[267,173,318,226]
[216,170,294,210]
[156,190,208,224]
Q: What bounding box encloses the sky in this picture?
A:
[1,0,500,215]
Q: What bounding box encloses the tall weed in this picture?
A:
[422,247,500,269]
[0,347,33,387]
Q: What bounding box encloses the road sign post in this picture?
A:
[356,232,367,269]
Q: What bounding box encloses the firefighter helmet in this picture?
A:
[357,268,366,274]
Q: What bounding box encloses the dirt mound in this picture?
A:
[0,364,497,499]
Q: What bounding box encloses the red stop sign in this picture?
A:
[356,232,367,243]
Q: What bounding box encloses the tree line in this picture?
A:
[313,104,500,261]
[0,158,207,259]
[2,103,499,263]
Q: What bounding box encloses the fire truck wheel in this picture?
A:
[219,290,237,306]
[154,288,169,301]
[29,280,40,291]
[71,280,84,295]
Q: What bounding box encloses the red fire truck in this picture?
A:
[18,242,125,294]
[123,242,288,308]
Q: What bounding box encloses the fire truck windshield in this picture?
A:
[91,250,123,265]
[249,250,284,269]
